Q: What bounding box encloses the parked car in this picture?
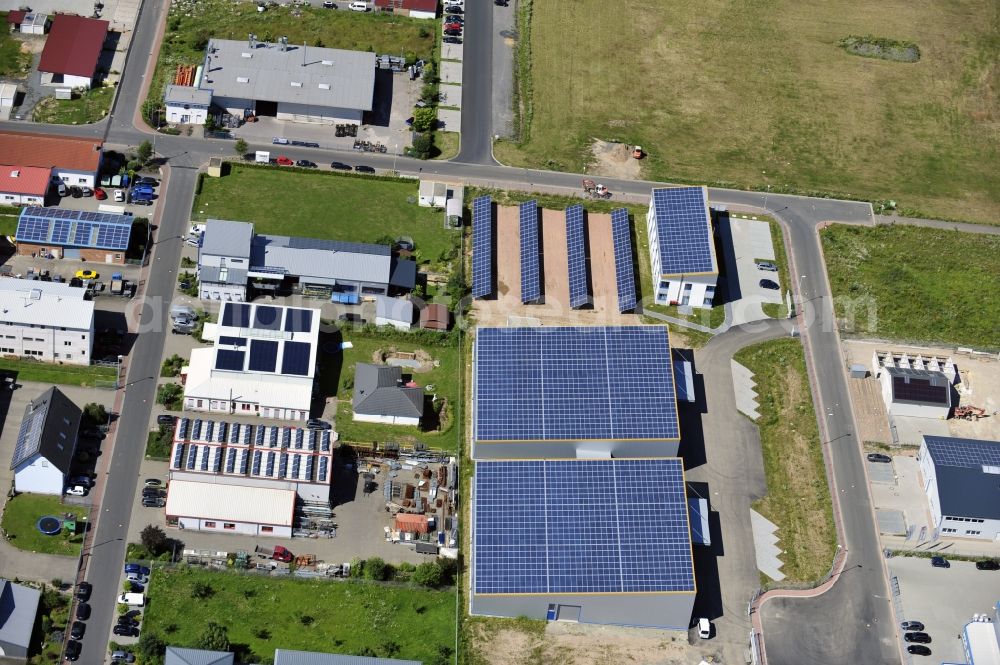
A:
[696,617,711,639]
[296,159,317,168]
[70,475,92,488]
[127,581,145,593]
[900,621,924,631]
[349,1,368,10]
[976,559,1000,570]
[759,278,779,290]
[138,177,159,186]
[291,140,320,148]
[81,187,94,197]
[306,418,332,430]
[445,15,464,23]
[75,269,99,280]
[494,0,508,5]
[74,582,92,602]
[142,497,165,508]
[444,27,462,36]
[907,645,931,656]
[275,155,294,166]
[113,189,126,202]
[56,182,67,197]
[65,640,81,661]
[323,0,337,7]
[65,485,87,496]
[110,650,135,662]
[145,478,163,487]
[930,556,950,568]
[118,616,139,628]
[755,260,778,271]
[444,4,463,12]
[443,36,462,44]
[444,23,462,31]
[69,186,83,198]
[156,415,174,426]
[330,161,351,170]
[94,187,107,200]
[70,620,86,640]
[904,632,932,644]
[354,165,376,174]
[75,602,90,620]
[123,564,150,576]
[866,453,892,463]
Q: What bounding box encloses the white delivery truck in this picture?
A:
[118,592,145,606]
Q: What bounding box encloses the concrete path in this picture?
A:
[750,509,786,582]
[730,359,761,420]
[642,308,715,333]
[0,537,78,584]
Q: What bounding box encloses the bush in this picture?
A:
[409,133,434,160]
[141,525,169,556]
[412,561,444,588]
[82,403,108,425]
[191,581,214,599]
[160,354,185,377]
[156,383,183,410]
[362,557,390,581]
[412,107,436,133]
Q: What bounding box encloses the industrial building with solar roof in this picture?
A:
[918,435,1000,541]
[14,206,134,264]
[879,366,953,419]
[10,387,82,495]
[182,302,321,421]
[645,186,719,309]
[471,458,696,628]
[472,326,681,459]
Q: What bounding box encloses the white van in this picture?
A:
[118,592,145,606]
[349,1,368,10]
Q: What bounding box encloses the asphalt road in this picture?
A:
[455,0,496,164]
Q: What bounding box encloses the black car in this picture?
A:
[900,621,924,632]
[123,609,142,621]
[330,161,352,170]
[291,140,321,148]
[445,28,462,36]
[907,645,931,656]
[759,278,779,290]
[866,453,892,463]
[296,159,318,168]
[443,36,462,44]
[323,0,336,6]
[976,559,1000,570]
[75,602,90,620]
[904,632,932,644]
[306,418,332,430]
[65,640,81,661]
[445,15,464,23]
[142,498,165,508]
[75,582,92,601]
[69,186,83,198]
[156,415,174,426]
[444,4,462,12]
[494,0,508,5]
[70,621,86,640]
[930,556,950,568]
[118,615,139,627]
[113,624,139,637]
[138,177,159,186]
[354,165,376,174]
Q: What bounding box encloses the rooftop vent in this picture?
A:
[10,170,19,178]
[236,77,250,83]
[321,59,333,66]
[241,52,252,58]
[318,83,330,90]
[290,81,302,87]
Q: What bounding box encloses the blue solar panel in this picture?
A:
[15,207,132,250]
[226,448,237,473]
[925,436,1000,468]
[266,451,275,476]
[472,196,493,299]
[51,219,71,244]
[172,443,184,469]
[201,446,210,471]
[252,450,262,476]
[215,349,245,371]
[305,456,314,480]
[253,305,281,330]
[204,421,214,442]
[248,339,278,372]
[473,459,695,595]
[475,326,679,442]
[186,446,197,469]
[295,429,303,449]
[610,209,637,312]
[321,431,331,452]
[192,419,202,440]
[565,205,588,308]
[218,336,246,347]
[72,222,94,246]
[239,450,248,475]
[229,423,240,444]
[278,452,288,478]
[283,308,313,332]
[651,187,716,275]
[213,448,223,472]
[519,201,541,303]
[291,454,301,478]
[255,425,265,447]
[318,456,328,482]
[282,341,311,376]
[221,303,250,327]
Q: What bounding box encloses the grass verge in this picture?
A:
[821,224,1000,349]
[32,86,114,124]
[432,131,460,160]
[0,358,116,387]
[145,427,172,461]
[734,338,836,583]
[142,567,455,664]
[0,14,31,76]
[1,494,89,556]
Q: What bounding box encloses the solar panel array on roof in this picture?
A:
[651,187,715,275]
[519,200,541,303]
[215,349,245,371]
[474,459,694,594]
[925,436,1000,469]
[610,209,637,312]
[284,308,313,333]
[475,326,679,442]
[15,207,133,251]
[253,305,281,330]
[218,336,246,347]
[248,339,279,373]
[892,376,949,404]
[221,302,251,327]
[565,205,588,309]
[281,341,312,376]
[472,196,494,299]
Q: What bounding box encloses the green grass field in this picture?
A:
[497,0,1000,224]
[193,166,459,269]
[142,568,455,664]
[32,86,114,125]
[734,338,836,583]
[821,225,1000,349]
[1,494,89,556]
[0,14,31,77]
[0,358,116,387]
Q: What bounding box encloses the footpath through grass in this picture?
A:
[1,494,88,556]
[32,86,113,124]
[143,567,455,664]
[734,338,836,584]
[0,358,116,387]
[193,165,458,269]
[821,225,1000,350]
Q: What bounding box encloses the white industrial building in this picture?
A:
[352,364,424,426]
[880,366,952,419]
[165,480,296,538]
[10,387,82,495]
[918,435,1000,541]
[198,38,375,125]
[164,85,212,125]
[960,605,1000,665]
[182,302,320,421]
[0,280,94,364]
[646,186,718,309]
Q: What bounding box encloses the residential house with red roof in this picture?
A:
[373,0,438,19]
[0,166,52,206]
[0,131,103,189]
[38,14,108,89]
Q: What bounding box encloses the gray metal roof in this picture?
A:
[353,363,424,419]
[10,387,80,473]
[164,84,213,107]
[0,579,41,651]
[924,435,1000,521]
[201,219,253,259]
[202,39,376,112]
[165,647,235,665]
[389,258,417,289]
[252,234,391,286]
[375,295,413,324]
[199,265,248,286]
[274,649,422,665]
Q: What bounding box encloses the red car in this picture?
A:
[275,155,294,166]
[94,187,107,200]
[444,22,462,31]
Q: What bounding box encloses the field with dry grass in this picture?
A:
[496,0,1000,224]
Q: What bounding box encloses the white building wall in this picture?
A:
[0,322,93,365]
[409,9,436,19]
[55,168,98,189]
[183,397,307,422]
[14,455,66,494]
[354,412,420,426]
[199,282,247,302]
[919,442,1000,541]
[918,442,942,528]
[375,316,411,331]
[174,516,292,538]
[62,74,94,90]
[0,192,45,206]
[653,274,717,309]
[276,102,363,125]
[165,102,209,125]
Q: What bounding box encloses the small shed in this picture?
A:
[18,12,49,34]
[418,180,447,207]
[849,364,868,379]
[446,197,462,227]
[395,513,430,534]
[207,157,224,178]
[375,295,413,331]
[419,303,450,331]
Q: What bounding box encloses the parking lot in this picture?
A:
[888,556,999,663]
[721,215,782,325]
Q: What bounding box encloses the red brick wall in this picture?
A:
[16,242,126,265]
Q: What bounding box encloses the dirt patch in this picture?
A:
[588,140,642,180]
[371,347,437,373]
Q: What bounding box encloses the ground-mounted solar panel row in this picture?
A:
[472,195,494,299]
[610,208,637,312]
[519,200,541,303]
[565,204,588,309]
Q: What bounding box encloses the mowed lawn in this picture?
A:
[143,568,455,664]
[0,13,31,76]
[0,358,116,387]
[498,0,1000,224]
[193,166,455,266]
[1,494,89,556]
[821,225,1000,350]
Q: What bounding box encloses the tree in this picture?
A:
[363,557,388,581]
[83,402,107,424]
[410,133,433,160]
[156,383,182,408]
[136,632,166,665]
[234,138,248,157]
[140,524,168,556]
[196,622,230,651]
[136,140,153,166]
[412,561,444,588]
[412,107,436,134]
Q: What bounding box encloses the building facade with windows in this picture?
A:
[10,387,82,495]
[165,480,295,537]
[918,435,1000,541]
[164,85,212,125]
[645,186,718,309]
[0,166,50,206]
[0,280,94,364]
[0,131,103,189]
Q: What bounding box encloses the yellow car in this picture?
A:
[75,269,99,280]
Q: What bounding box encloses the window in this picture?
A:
[659,281,671,291]
[204,521,216,528]
[683,283,693,291]
[65,354,71,359]
[261,526,273,533]
[0,347,12,353]
[114,254,122,260]
[64,341,72,346]
[24,350,43,357]
[705,286,716,295]
[223,523,235,530]
[241,403,251,411]
[941,528,957,533]
[54,353,59,358]
[78,178,87,184]
[966,530,981,536]
[196,400,203,407]
[219,267,228,282]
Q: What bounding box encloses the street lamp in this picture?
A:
[393,143,398,174]
[115,354,123,390]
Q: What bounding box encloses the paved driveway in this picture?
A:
[717,214,782,325]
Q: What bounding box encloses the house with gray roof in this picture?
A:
[197,219,416,303]
[10,387,81,495]
[0,579,41,660]
[918,435,1000,541]
[165,647,235,665]
[353,364,424,426]
[274,650,421,665]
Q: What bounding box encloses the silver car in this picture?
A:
[755,261,778,272]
